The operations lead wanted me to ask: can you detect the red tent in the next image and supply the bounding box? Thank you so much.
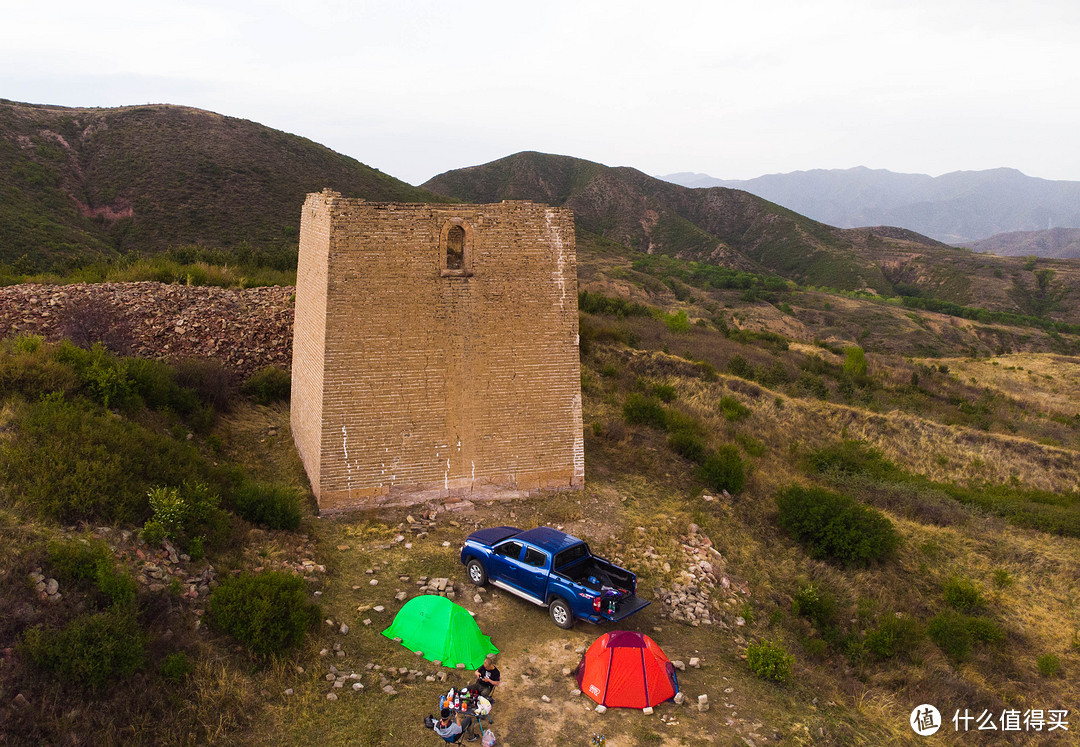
[576,631,678,709]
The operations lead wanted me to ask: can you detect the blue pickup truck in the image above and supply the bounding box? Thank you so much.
[460,526,649,629]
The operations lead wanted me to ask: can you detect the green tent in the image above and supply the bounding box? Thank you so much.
[381,594,498,669]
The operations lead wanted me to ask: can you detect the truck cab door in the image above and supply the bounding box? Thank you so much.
[489,540,524,585]
[515,545,551,600]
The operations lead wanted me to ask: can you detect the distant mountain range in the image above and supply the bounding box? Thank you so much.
[424,152,1080,322]
[660,167,1080,246]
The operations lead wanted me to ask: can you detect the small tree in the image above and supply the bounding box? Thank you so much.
[747,639,793,683]
[843,346,867,379]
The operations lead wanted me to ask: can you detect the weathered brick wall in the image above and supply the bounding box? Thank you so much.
[293,190,584,511]
[291,192,332,490]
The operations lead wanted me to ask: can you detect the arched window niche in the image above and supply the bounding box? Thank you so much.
[440,218,473,277]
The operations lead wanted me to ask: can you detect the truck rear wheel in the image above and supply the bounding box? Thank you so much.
[549,597,573,629]
[466,559,488,586]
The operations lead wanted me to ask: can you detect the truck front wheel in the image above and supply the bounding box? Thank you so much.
[466,559,488,586]
[549,597,573,629]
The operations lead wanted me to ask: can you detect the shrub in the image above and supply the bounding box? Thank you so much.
[697,445,745,494]
[172,358,233,413]
[928,611,1004,663]
[668,431,707,463]
[148,486,188,540]
[0,337,80,399]
[719,395,751,422]
[792,583,837,634]
[94,565,138,610]
[726,355,754,379]
[231,482,302,530]
[735,433,766,457]
[662,309,691,332]
[142,481,229,547]
[650,382,678,402]
[577,291,652,318]
[796,372,829,400]
[60,296,134,355]
[992,569,1013,589]
[46,538,137,610]
[864,615,922,660]
[943,576,984,612]
[242,366,291,405]
[141,520,166,546]
[0,396,208,524]
[746,639,793,683]
[623,393,667,429]
[125,357,200,415]
[21,610,146,690]
[208,571,319,655]
[806,440,897,480]
[46,538,111,585]
[776,485,900,566]
[662,409,701,435]
[161,652,193,684]
[1037,653,1061,677]
[843,346,868,379]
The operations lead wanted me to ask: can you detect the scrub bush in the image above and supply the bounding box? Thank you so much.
[161,652,193,684]
[697,445,745,494]
[172,357,233,413]
[776,485,899,566]
[230,482,302,530]
[650,382,678,402]
[208,572,319,655]
[0,395,207,524]
[46,538,137,610]
[142,481,231,551]
[792,582,838,635]
[806,440,897,480]
[746,639,793,683]
[1037,653,1061,677]
[668,431,707,463]
[927,610,1004,663]
[242,366,291,405]
[719,395,751,422]
[21,609,146,690]
[943,576,984,612]
[864,615,923,660]
[622,393,667,429]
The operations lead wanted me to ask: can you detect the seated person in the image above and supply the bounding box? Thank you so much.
[433,707,478,743]
[474,655,501,698]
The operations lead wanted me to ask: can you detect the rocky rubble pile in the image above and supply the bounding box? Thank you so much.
[641,523,751,628]
[27,571,62,603]
[0,282,294,379]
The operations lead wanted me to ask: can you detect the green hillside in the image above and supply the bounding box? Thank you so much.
[0,100,449,272]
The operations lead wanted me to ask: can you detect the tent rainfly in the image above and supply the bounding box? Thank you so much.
[576,630,678,709]
[381,594,498,669]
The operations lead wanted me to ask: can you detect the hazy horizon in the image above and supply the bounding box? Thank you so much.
[3,1,1079,186]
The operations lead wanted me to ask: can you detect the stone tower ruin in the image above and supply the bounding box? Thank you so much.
[291,190,584,511]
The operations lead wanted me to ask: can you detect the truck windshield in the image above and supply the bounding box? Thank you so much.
[553,543,589,570]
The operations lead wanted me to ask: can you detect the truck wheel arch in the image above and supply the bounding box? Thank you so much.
[548,596,574,629]
[466,558,488,586]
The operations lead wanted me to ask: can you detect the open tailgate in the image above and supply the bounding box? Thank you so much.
[606,594,650,622]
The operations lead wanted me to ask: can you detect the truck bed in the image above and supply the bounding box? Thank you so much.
[557,556,635,592]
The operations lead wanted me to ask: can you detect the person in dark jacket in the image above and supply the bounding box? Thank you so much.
[474,655,501,698]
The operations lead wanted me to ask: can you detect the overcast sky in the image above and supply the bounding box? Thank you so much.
[3,0,1079,185]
